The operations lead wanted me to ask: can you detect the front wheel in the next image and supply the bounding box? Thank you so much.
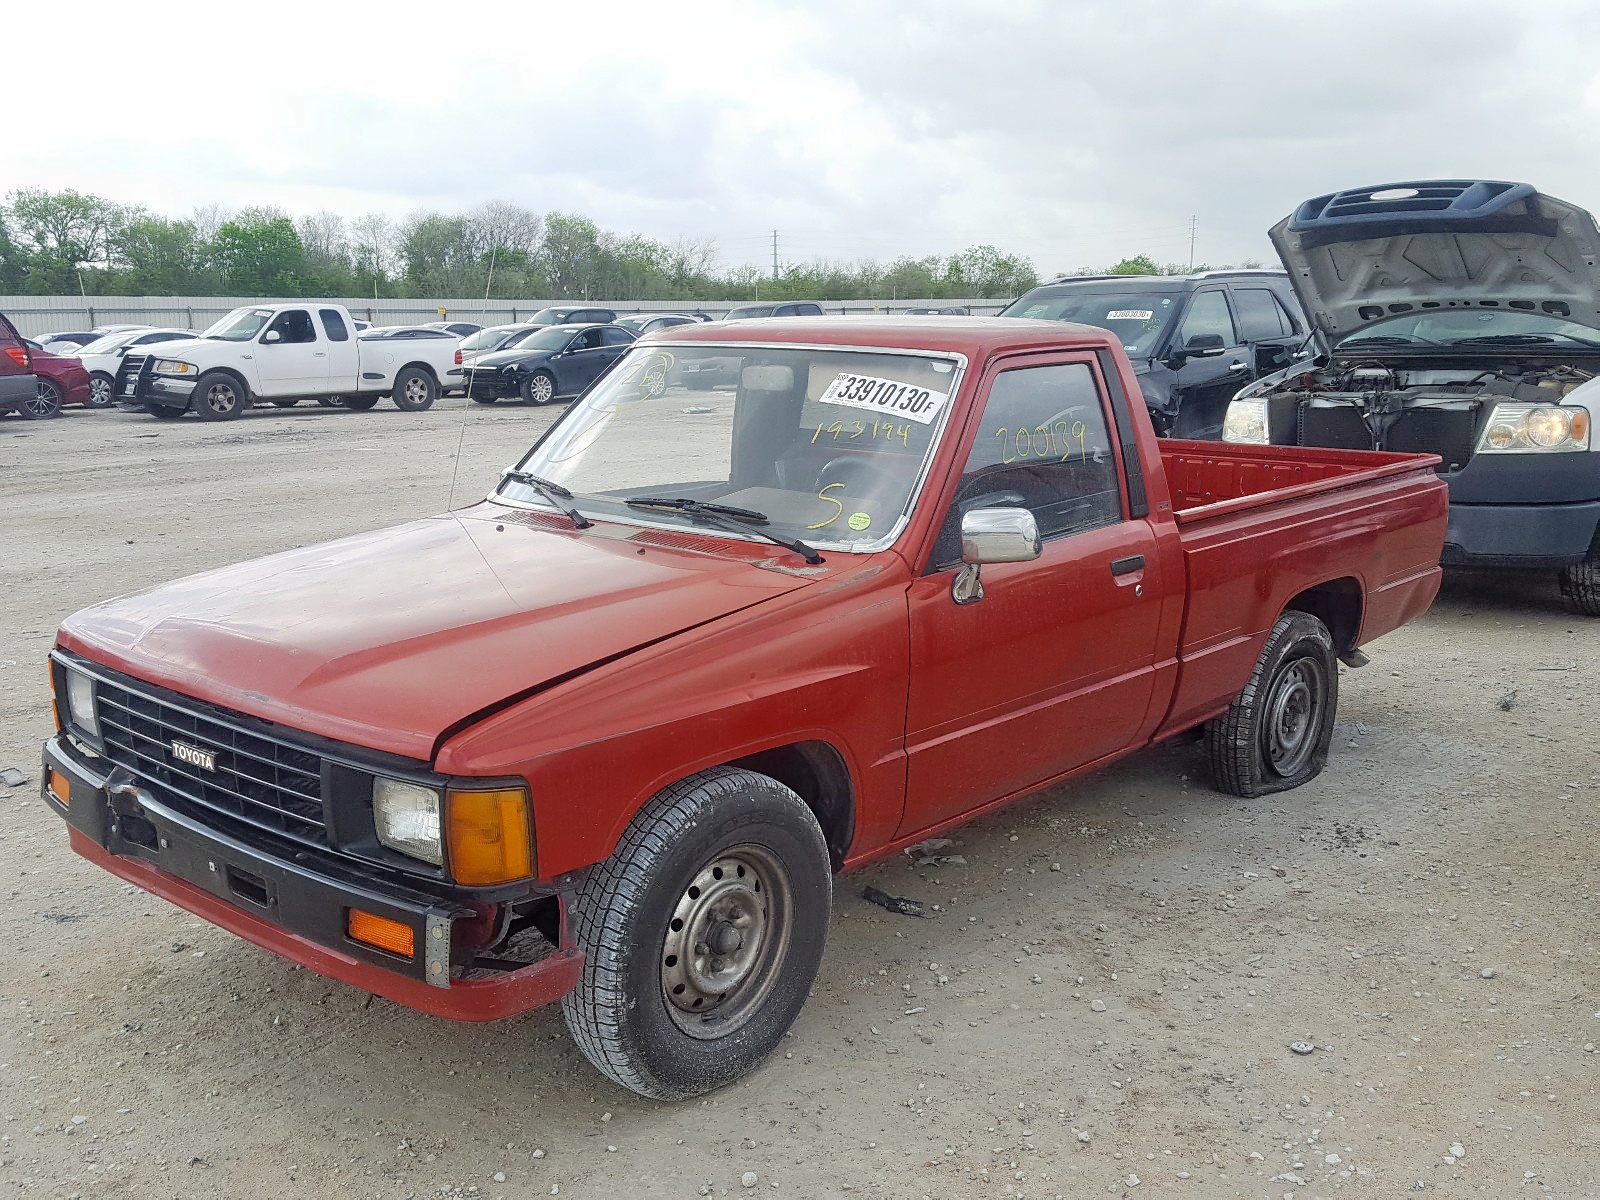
[1560,562,1600,616]
[19,380,62,419]
[562,767,832,1100]
[86,372,115,409]
[194,372,245,421]
[520,371,556,406]
[391,367,437,412]
[1205,610,1338,797]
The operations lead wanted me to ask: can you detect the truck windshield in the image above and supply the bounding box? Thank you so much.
[204,308,275,341]
[498,344,962,550]
[1003,289,1182,356]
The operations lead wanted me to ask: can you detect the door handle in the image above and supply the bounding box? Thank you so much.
[1227,360,1249,372]
[314,352,326,357]
[1109,555,1145,576]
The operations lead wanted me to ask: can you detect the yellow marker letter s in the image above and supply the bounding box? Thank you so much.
[808,482,846,529]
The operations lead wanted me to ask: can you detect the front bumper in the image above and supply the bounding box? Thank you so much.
[1442,498,1600,568]
[466,372,519,399]
[41,735,583,1020]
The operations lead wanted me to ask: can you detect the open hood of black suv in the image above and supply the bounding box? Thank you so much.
[1270,180,1600,347]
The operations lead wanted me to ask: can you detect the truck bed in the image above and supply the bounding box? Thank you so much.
[1158,439,1442,525]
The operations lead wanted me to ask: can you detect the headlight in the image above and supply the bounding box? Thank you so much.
[1222,398,1269,444]
[151,359,196,375]
[64,669,99,739]
[373,778,443,865]
[1477,404,1591,454]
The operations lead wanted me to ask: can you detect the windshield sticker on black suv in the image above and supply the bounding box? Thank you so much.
[1105,310,1154,320]
[818,372,949,424]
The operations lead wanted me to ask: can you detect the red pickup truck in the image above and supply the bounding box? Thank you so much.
[41,318,1446,1099]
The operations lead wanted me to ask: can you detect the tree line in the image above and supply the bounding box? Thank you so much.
[0,190,1257,303]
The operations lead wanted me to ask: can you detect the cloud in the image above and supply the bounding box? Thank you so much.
[10,0,1600,275]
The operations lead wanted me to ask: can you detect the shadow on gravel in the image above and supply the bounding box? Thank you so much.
[1433,567,1574,617]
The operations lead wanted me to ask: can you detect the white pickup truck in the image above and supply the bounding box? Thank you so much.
[116,303,456,420]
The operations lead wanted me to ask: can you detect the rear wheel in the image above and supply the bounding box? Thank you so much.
[392,367,437,412]
[86,372,115,409]
[341,396,380,411]
[1206,611,1338,797]
[520,371,556,405]
[1559,562,1600,616]
[19,380,63,419]
[562,767,831,1099]
[194,372,245,421]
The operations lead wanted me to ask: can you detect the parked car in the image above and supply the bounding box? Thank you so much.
[0,312,39,418]
[424,321,483,338]
[42,315,1446,1099]
[526,306,618,326]
[15,340,92,417]
[614,313,702,336]
[1223,179,1600,614]
[724,301,825,319]
[35,331,103,353]
[903,305,971,315]
[451,324,556,388]
[465,323,636,405]
[117,304,454,420]
[998,271,1308,438]
[71,328,197,408]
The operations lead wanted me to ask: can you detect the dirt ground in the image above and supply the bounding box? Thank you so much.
[0,399,1595,1200]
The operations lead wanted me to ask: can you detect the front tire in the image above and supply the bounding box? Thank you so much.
[86,372,115,409]
[562,767,832,1100]
[520,371,556,406]
[19,380,62,419]
[391,367,437,412]
[194,372,245,421]
[1560,562,1600,616]
[1206,610,1338,797]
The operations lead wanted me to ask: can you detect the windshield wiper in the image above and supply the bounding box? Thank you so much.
[1338,335,1437,347]
[1449,334,1557,345]
[500,469,592,529]
[625,497,823,565]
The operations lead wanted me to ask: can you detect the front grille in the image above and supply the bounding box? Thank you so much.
[1297,403,1373,451]
[115,353,149,397]
[94,678,328,847]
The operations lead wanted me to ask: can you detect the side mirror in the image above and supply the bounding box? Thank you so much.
[953,507,1041,605]
[1178,332,1225,359]
[263,329,282,343]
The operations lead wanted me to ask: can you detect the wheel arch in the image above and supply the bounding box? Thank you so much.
[196,366,252,408]
[725,740,855,871]
[399,360,441,385]
[1282,576,1363,653]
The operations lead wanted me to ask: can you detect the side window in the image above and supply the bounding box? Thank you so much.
[1178,290,1237,346]
[319,309,350,341]
[796,303,823,316]
[1232,288,1288,341]
[601,327,634,347]
[266,309,317,344]
[1271,291,1302,335]
[572,329,602,350]
[933,362,1123,568]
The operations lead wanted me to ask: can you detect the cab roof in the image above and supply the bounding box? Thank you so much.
[649,315,1123,359]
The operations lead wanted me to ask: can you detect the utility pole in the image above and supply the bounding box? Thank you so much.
[772,230,779,280]
[1188,216,1197,270]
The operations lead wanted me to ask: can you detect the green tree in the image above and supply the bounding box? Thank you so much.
[398,212,480,296]
[1109,255,1161,276]
[113,216,208,294]
[212,217,306,294]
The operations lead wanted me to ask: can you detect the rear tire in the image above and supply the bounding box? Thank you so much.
[562,767,831,1100]
[147,405,186,420]
[194,372,245,421]
[1559,562,1600,616]
[19,380,62,419]
[86,372,115,409]
[520,371,556,406]
[1206,611,1338,797]
[392,367,437,412]
[341,396,380,411]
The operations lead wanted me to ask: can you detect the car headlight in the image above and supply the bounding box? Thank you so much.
[373,778,443,865]
[1222,398,1269,444]
[64,669,99,739]
[1477,404,1591,453]
[151,359,196,375]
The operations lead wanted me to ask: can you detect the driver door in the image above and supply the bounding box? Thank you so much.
[901,355,1164,837]
[254,309,324,396]
[559,327,610,394]
[1171,289,1249,439]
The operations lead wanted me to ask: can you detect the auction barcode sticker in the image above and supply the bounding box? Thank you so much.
[1105,309,1154,320]
[817,372,949,424]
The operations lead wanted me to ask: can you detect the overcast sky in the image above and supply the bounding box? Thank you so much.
[12,0,1600,276]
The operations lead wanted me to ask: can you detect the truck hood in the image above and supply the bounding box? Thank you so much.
[1270,180,1600,346]
[58,508,815,761]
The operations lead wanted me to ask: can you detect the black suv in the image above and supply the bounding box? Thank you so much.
[527,306,618,326]
[723,301,825,320]
[999,271,1307,438]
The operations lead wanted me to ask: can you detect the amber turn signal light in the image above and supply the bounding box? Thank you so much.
[347,909,416,958]
[446,786,534,885]
[46,768,70,807]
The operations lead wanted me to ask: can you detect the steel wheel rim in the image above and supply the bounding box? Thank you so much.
[205,383,237,414]
[89,377,112,405]
[404,377,428,404]
[1264,657,1324,775]
[530,375,553,403]
[660,844,792,1039]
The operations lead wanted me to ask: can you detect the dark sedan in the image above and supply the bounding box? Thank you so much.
[465,323,636,405]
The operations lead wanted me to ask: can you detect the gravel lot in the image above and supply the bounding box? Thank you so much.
[1,399,1596,1199]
